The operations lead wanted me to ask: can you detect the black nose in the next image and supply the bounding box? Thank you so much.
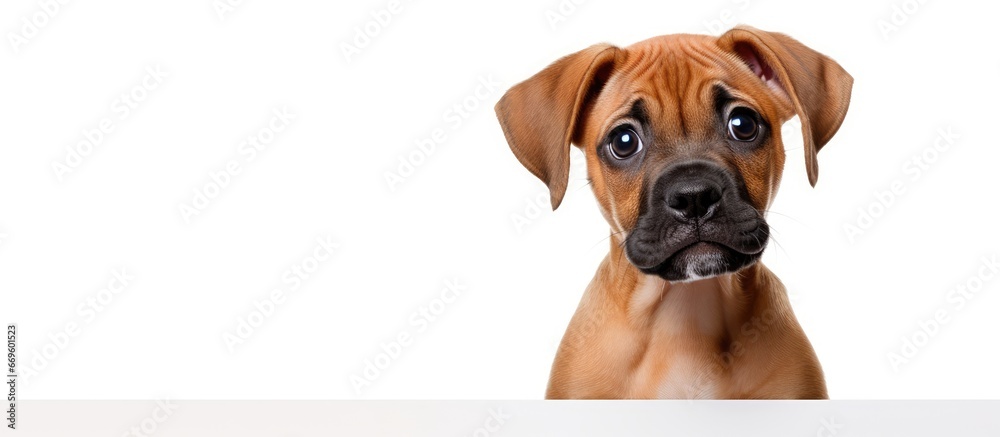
[666,180,722,220]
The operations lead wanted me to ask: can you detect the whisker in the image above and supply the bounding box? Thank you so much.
[766,231,788,258]
[615,238,629,290]
[590,229,628,251]
[763,209,812,232]
[575,179,594,189]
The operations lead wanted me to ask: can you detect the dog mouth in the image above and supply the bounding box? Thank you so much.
[661,241,759,280]
[625,222,769,282]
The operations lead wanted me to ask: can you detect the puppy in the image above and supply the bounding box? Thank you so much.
[495,26,852,399]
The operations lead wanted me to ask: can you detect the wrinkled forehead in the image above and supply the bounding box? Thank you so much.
[617,34,746,84]
[586,35,774,139]
[604,36,761,104]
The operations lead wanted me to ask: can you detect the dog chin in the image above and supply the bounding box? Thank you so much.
[639,242,761,282]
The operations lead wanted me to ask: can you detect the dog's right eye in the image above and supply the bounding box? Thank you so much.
[608,126,642,159]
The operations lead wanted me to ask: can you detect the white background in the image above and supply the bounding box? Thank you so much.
[1,0,997,400]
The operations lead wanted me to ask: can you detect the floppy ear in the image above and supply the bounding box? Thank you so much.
[495,44,620,209]
[717,26,853,186]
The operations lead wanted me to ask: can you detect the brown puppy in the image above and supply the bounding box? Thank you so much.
[495,26,852,399]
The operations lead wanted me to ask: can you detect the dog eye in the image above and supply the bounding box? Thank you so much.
[727,108,759,142]
[608,126,642,159]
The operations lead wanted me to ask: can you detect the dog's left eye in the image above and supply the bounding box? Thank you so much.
[727,108,759,142]
[608,126,642,159]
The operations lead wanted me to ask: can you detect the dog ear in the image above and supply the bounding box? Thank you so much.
[718,26,853,186]
[495,44,620,209]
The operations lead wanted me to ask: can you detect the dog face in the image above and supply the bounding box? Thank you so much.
[496,26,852,281]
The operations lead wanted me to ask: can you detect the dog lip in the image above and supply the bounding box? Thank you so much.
[625,218,768,271]
[672,241,726,257]
[633,240,725,270]
[668,228,768,259]
[637,241,730,277]
[636,239,764,281]
[700,235,766,256]
[627,233,765,271]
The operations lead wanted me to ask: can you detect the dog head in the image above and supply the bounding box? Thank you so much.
[495,26,852,281]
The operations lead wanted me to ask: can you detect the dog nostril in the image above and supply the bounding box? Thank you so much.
[667,195,689,211]
[704,188,721,206]
[666,183,722,220]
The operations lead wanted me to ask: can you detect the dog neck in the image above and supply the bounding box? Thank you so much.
[602,237,767,343]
